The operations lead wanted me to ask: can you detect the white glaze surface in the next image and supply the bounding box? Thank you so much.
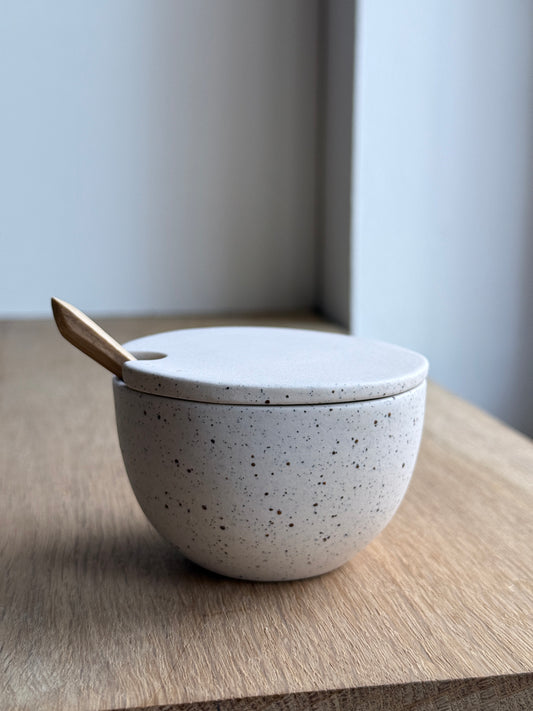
[113,379,426,581]
[121,327,428,405]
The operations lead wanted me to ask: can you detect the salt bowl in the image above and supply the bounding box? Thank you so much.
[113,327,428,581]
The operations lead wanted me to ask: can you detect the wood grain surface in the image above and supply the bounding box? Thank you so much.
[1,315,532,711]
[130,674,533,711]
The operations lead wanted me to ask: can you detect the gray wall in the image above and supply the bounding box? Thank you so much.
[0,0,319,316]
[318,0,355,327]
[351,0,533,435]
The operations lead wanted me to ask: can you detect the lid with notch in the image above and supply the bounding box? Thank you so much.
[121,327,428,405]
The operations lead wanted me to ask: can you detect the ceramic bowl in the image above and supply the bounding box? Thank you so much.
[113,327,428,581]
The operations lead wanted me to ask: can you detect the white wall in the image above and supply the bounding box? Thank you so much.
[352,0,533,435]
[0,0,318,317]
[3,0,531,435]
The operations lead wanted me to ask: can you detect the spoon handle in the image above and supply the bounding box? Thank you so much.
[51,297,136,378]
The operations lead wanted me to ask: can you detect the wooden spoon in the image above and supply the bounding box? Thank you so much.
[51,297,136,378]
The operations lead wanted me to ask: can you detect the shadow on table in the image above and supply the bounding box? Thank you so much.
[4,519,365,707]
[7,520,338,649]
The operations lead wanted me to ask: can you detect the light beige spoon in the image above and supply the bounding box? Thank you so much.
[51,297,136,378]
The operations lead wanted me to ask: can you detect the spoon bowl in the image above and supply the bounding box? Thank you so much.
[52,298,428,581]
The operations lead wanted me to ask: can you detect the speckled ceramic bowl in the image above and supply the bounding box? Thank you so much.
[113,327,428,581]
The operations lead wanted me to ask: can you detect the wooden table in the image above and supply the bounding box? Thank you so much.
[1,315,532,710]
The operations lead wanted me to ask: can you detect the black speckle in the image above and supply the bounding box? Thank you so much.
[211,439,215,444]
[332,451,337,455]
[220,525,225,530]
[277,510,282,515]
[313,503,318,507]
[289,523,294,527]
[402,463,406,468]
[374,420,378,426]
[265,399,270,404]
[286,462,290,466]
[251,462,256,467]
[157,414,161,420]
[264,492,269,496]
[202,505,207,510]
[164,504,169,509]
[143,410,147,416]
[388,412,391,417]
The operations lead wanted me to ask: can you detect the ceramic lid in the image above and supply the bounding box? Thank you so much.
[120,327,428,406]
